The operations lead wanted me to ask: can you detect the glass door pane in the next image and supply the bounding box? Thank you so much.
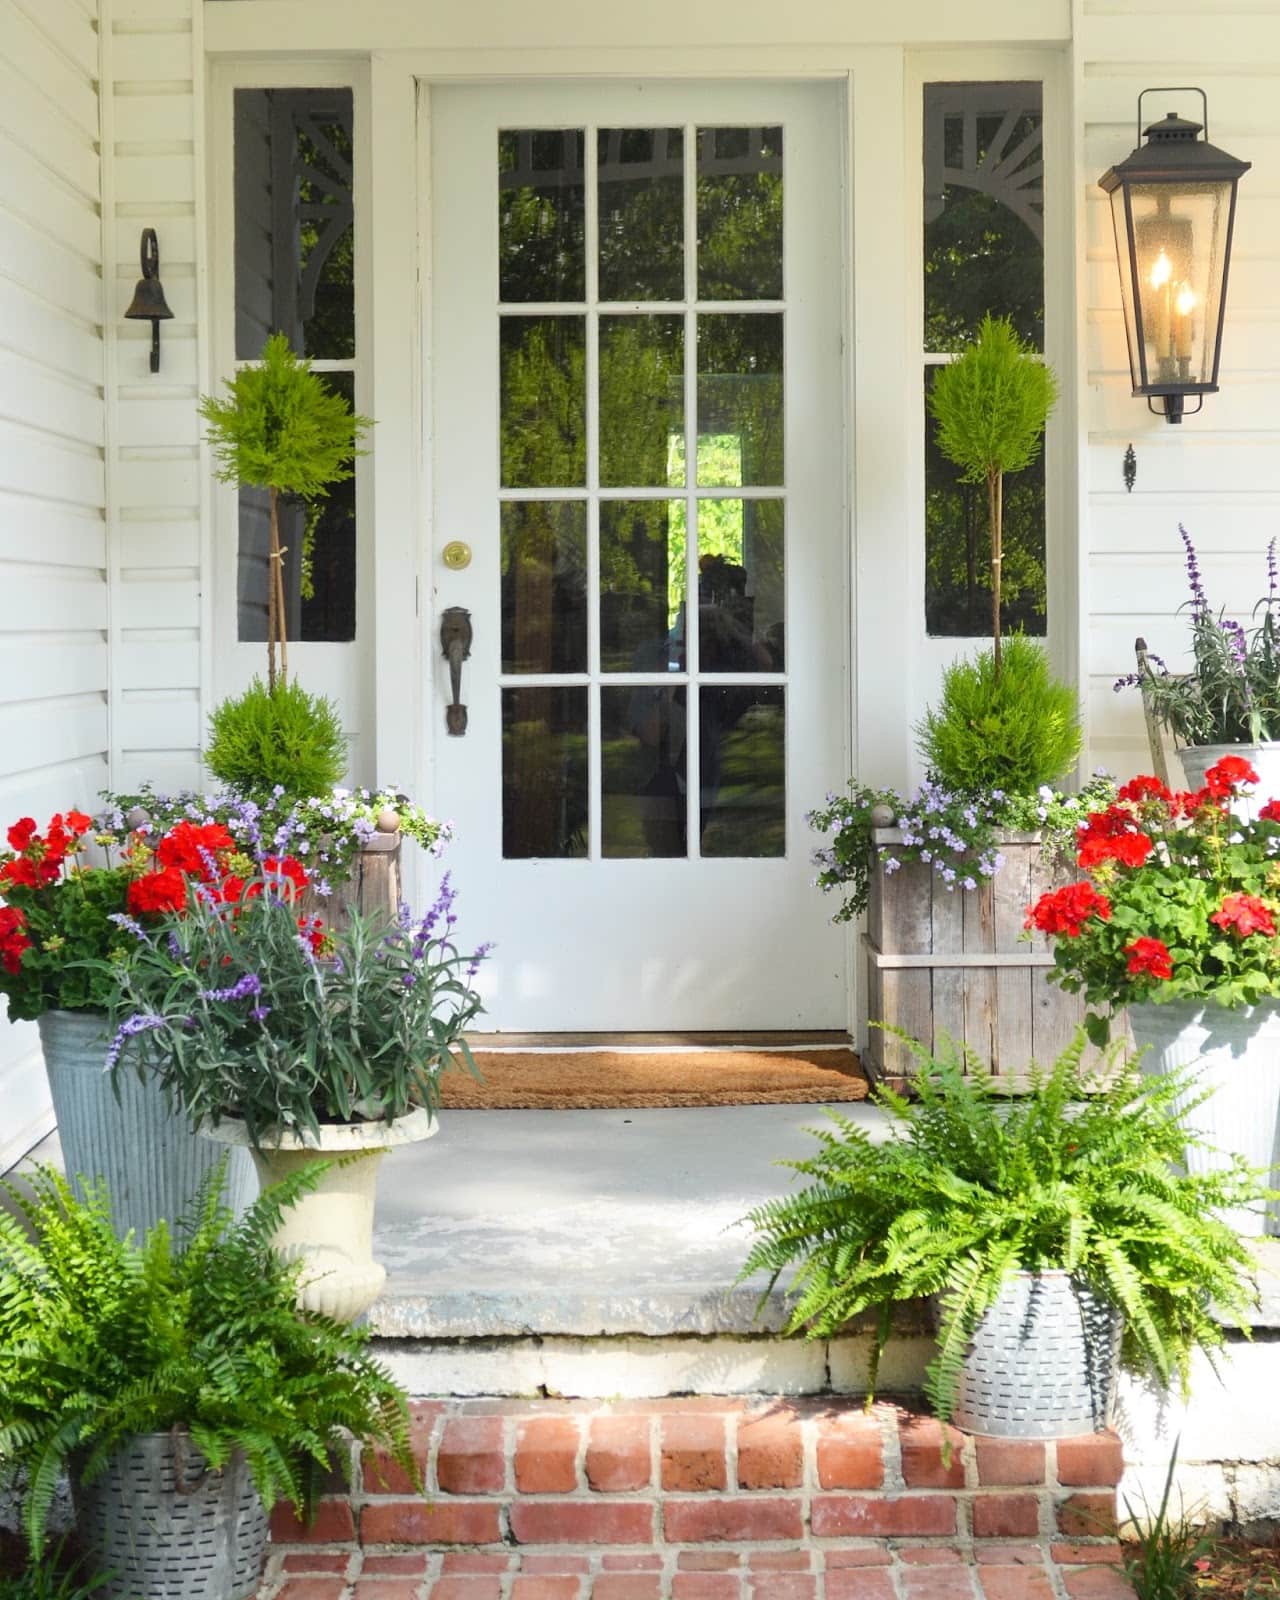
[496,122,787,861]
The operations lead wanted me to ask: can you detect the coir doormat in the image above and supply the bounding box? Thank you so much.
[438,1047,869,1110]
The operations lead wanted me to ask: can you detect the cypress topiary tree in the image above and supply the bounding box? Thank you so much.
[928,314,1058,676]
[200,333,371,691]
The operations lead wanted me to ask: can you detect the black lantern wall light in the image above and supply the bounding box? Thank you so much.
[1098,89,1250,424]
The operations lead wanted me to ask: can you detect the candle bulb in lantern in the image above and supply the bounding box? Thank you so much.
[1175,281,1196,363]
[1150,249,1173,361]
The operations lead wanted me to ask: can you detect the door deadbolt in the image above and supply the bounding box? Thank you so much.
[442,541,472,571]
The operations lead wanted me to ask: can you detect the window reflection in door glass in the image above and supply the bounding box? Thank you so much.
[499,130,586,303]
[598,315,685,488]
[598,127,684,301]
[699,686,785,858]
[697,125,783,301]
[501,688,589,859]
[697,499,784,672]
[500,316,587,488]
[501,502,588,675]
[601,685,687,859]
[600,501,686,674]
[696,314,783,486]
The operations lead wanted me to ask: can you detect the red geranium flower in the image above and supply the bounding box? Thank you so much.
[1171,787,1218,817]
[5,818,36,852]
[1078,828,1153,870]
[297,914,327,954]
[156,821,236,880]
[1026,881,1112,938]
[1210,892,1277,939]
[0,905,29,975]
[127,867,188,916]
[1117,775,1173,806]
[1260,799,1280,823]
[263,856,309,899]
[1204,755,1260,798]
[0,857,40,891]
[65,810,93,836]
[1126,937,1174,980]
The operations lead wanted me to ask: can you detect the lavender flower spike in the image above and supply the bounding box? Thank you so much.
[199,971,263,1004]
[1180,524,1209,618]
[104,1013,167,1072]
[107,912,148,942]
[1270,537,1278,604]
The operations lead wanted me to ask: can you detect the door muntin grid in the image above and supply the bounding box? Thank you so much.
[498,122,786,861]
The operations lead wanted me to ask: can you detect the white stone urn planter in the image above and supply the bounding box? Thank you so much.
[1128,997,1280,1237]
[1179,742,1280,820]
[201,1107,437,1321]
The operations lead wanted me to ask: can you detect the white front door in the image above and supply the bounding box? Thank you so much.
[430,81,849,1031]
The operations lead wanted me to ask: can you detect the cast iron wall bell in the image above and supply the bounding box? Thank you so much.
[1098,89,1250,424]
[123,228,174,374]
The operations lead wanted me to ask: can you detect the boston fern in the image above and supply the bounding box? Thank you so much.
[740,1033,1261,1424]
[0,1162,417,1559]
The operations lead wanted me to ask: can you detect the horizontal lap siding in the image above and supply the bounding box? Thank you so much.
[107,0,205,795]
[1080,3,1280,782]
[0,0,106,1166]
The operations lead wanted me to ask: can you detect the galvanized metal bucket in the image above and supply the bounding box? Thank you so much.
[1128,997,1280,1237]
[947,1271,1122,1439]
[74,1433,268,1600]
[37,1009,256,1240]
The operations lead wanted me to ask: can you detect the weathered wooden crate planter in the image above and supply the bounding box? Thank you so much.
[299,832,402,932]
[864,828,1098,1088]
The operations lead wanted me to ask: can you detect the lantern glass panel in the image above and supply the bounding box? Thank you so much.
[1108,186,1143,390]
[1123,180,1233,391]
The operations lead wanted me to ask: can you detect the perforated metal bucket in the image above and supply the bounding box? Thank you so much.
[947,1272,1122,1439]
[74,1434,268,1600]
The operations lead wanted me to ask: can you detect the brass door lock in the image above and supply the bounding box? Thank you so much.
[442,541,472,571]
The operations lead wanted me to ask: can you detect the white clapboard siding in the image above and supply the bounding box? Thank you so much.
[0,0,106,1168]
[105,0,206,800]
[1078,0,1280,787]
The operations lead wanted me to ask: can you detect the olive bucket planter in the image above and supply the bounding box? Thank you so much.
[946,1271,1123,1439]
[865,830,1116,1086]
[201,1107,437,1322]
[73,1432,268,1600]
[1128,997,1280,1237]
[37,1010,256,1240]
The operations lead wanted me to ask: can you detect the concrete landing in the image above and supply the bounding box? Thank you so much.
[366,1103,892,1340]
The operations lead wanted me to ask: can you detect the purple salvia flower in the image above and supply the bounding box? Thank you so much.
[1269,537,1277,604]
[166,931,182,960]
[465,941,495,981]
[1180,524,1209,618]
[107,912,147,942]
[199,972,263,1004]
[249,1005,271,1023]
[104,1013,167,1072]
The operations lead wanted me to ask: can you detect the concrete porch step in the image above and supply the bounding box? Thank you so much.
[261,1399,1134,1599]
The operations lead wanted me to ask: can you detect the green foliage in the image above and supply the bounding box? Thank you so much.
[108,890,484,1148]
[739,1033,1261,1425]
[808,772,1115,925]
[928,314,1058,484]
[1122,1442,1216,1600]
[0,1552,109,1600]
[917,637,1083,793]
[0,1162,417,1559]
[199,333,369,497]
[0,867,134,1022]
[205,678,347,803]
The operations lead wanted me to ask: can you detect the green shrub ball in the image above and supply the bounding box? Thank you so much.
[917,636,1082,794]
[205,677,347,802]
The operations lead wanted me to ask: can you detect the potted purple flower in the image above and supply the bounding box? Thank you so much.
[1117,525,1280,812]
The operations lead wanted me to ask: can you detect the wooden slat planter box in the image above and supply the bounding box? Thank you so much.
[299,832,402,932]
[864,828,1102,1088]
